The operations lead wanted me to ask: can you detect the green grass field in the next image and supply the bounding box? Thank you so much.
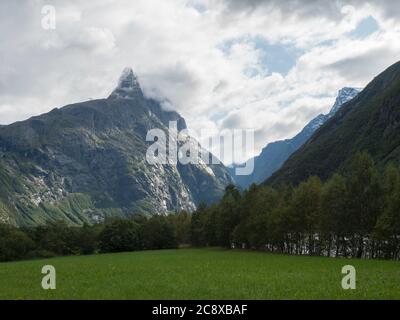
[0,248,399,300]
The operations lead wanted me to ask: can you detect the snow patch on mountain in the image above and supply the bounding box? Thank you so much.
[328,87,362,116]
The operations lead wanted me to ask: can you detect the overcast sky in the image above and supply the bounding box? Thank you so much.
[1,0,400,163]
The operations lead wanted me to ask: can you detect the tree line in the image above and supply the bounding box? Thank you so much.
[192,152,400,260]
[1,152,399,262]
[0,212,191,262]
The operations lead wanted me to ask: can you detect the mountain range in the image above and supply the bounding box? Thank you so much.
[2,59,400,227]
[229,87,361,189]
[268,60,400,185]
[0,68,233,226]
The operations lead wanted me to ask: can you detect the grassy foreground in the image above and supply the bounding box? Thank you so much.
[0,248,399,300]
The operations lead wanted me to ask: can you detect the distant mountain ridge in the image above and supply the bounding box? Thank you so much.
[0,68,233,226]
[229,87,361,189]
[267,60,400,186]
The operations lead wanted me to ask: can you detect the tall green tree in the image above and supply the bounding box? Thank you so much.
[215,185,241,247]
[346,152,383,258]
[375,163,400,258]
[290,176,322,255]
[141,215,177,250]
[190,203,208,246]
[321,174,349,257]
[168,210,191,245]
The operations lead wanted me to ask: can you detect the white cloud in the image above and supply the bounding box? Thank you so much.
[0,0,400,163]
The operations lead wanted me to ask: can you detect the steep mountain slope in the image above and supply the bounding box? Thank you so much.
[230,88,360,189]
[267,60,400,186]
[0,68,233,226]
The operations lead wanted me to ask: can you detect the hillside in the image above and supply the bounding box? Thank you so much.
[229,88,360,188]
[267,61,400,185]
[0,68,233,226]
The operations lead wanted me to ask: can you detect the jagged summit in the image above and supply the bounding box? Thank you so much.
[118,67,139,89]
[0,65,233,226]
[109,67,143,99]
[298,87,361,138]
[329,87,362,116]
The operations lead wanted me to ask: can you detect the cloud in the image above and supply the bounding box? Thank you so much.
[326,48,400,83]
[0,0,400,163]
[220,0,345,20]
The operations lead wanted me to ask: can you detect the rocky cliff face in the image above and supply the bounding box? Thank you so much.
[0,68,233,226]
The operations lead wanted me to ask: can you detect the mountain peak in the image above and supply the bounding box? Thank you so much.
[301,87,361,135]
[230,85,362,189]
[118,67,139,88]
[109,67,142,99]
[329,87,362,115]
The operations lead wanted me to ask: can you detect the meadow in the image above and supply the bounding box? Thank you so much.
[0,248,399,300]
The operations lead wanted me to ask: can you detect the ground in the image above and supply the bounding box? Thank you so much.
[0,248,399,299]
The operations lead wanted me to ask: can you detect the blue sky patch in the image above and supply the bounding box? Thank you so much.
[219,36,302,77]
[349,16,380,39]
[253,36,303,76]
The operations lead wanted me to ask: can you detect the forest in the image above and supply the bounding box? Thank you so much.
[192,152,400,260]
[1,152,399,262]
